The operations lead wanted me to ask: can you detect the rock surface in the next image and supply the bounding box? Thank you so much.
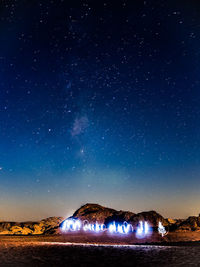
[0,203,200,235]
[0,217,64,235]
[72,203,168,229]
[71,203,200,232]
[175,216,200,231]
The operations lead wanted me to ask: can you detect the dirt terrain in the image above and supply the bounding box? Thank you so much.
[1,233,200,267]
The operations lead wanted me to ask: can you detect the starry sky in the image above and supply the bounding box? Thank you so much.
[0,0,200,221]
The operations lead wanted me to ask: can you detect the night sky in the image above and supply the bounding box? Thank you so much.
[0,0,200,221]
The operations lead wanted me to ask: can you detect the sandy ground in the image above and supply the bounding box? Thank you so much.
[1,233,200,266]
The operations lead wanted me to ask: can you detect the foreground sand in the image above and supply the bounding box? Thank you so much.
[1,233,200,266]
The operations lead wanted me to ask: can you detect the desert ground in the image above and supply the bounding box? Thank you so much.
[1,233,200,267]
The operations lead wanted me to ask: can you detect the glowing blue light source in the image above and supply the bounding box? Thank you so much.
[136,221,150,238]
[108,221,133,234]
[158,221,167,237]
[123,222,132,234]
[94,222,106,232]
[61,219,82,232]
[61,218,156,238]
[108,221,117,233]
[137,221,144,235]
[95,222,101,232]
[83,220,106,233]
[144,221,149,234]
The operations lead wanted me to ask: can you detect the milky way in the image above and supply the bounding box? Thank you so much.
[0,0,200,220]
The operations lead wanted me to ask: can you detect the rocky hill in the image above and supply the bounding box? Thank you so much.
[72,203,168,229]
[70,203,200,232]
[0,217,64,235]
[174,216,200,231]
[0,203,199,235]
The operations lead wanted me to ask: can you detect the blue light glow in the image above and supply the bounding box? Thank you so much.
[108,221,133,234]
[158,221,167,237]
[136,221,151,238]
[61,218,156,238]
[61,219,82,232]
[83,220,106,232]
[144,221,149,234]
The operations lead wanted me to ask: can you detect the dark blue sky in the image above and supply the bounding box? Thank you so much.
[0,0,200,220]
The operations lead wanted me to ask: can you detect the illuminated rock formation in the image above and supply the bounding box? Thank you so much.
[72,203,167,229]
